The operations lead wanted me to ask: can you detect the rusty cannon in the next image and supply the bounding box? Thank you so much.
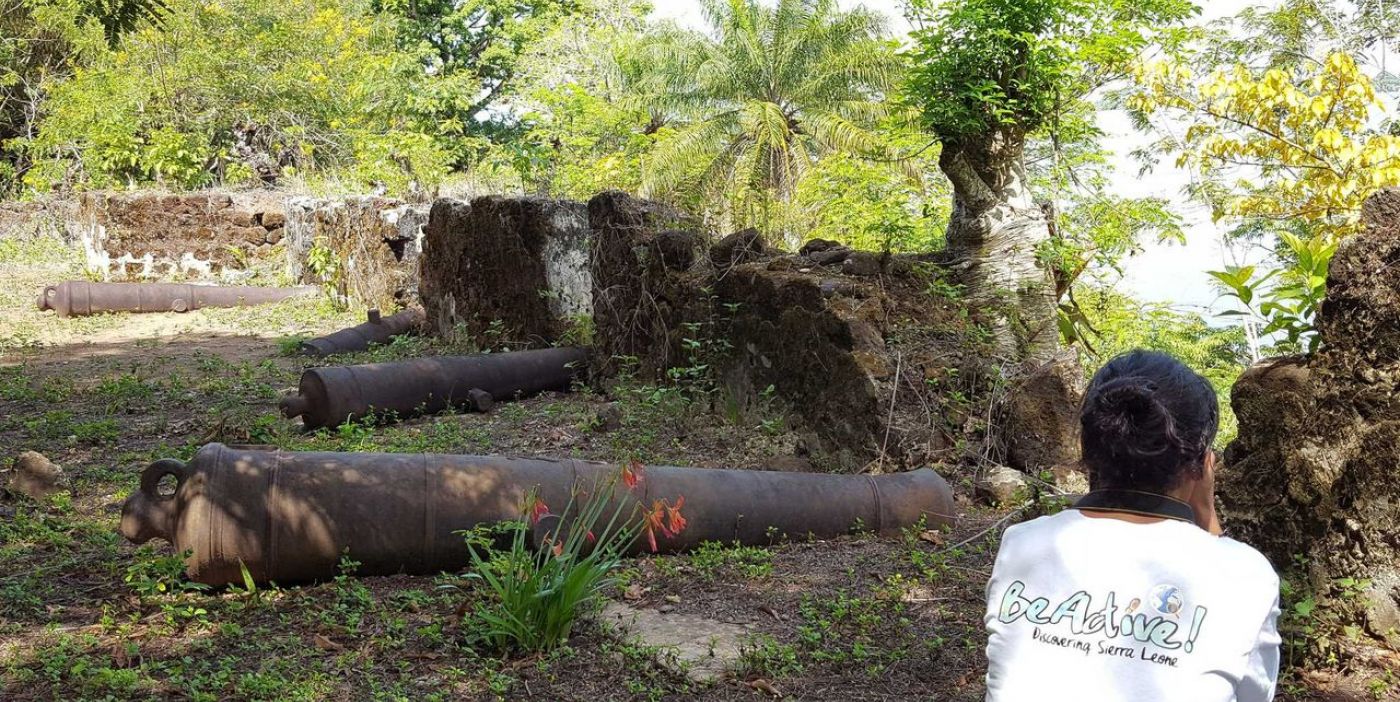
[279,347,588,429]
[37,281,316,318]
[298,308,424,356]
[118,443,957,586]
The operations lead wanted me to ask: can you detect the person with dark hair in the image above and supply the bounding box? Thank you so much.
[983,350,1280,701]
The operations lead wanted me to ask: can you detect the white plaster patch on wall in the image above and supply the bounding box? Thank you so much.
[541,205,593,321]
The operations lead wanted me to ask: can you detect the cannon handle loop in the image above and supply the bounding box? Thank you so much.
[141,459,189,501]
[120,459,187,545]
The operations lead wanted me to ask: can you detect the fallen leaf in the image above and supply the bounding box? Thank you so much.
[623,583,648,601]
[918,530,946,546]
[746,678,782,698]
[759,605,783,621]
[663,594,681,604]
[313,634,344,651]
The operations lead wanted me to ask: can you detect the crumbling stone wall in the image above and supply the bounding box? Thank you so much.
[588,191,710,377]
[1221,188,1400,650]
[587,192,994,472]
[418,195,591,345]
[73,191,286,278]
[284,196,427,309]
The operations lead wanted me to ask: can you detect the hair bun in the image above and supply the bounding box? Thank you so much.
[1083,376,1179,458]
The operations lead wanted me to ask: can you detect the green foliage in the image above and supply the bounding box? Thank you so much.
[689,540,773,582]
[19,0,450,193]
[794,150,947,252]
[375,0,580,157]
[1210,232,1335,355]
[905,0,1198,143]
[631,0,905,241]
[460,483,641,654]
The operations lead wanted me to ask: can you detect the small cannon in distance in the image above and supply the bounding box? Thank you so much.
[298,308,425,356]
[118,443,958,586]
[37,281,316,318]
[278,347,589,430]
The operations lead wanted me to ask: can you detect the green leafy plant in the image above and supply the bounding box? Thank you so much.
[461,465,687,654]
[1210,232,1337,354]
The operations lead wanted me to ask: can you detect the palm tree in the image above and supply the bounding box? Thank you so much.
[630,0,901,245]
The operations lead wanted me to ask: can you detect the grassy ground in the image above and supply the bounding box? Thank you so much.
[0,237,1391,701]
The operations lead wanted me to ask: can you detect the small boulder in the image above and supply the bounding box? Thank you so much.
[7,451,63,500]
[767,455,815,473]
[976,465,1029,505]
[710,228,771,268]
[807,247,852,266]
[1051,464,1090,495]
[799,238,842,255]
[841,251,883,276]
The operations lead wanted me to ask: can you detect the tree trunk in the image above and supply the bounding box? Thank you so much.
[938,130,1060,363]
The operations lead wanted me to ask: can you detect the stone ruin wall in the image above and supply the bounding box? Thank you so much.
[417,190,1035,474]
[73,191,288,279]
[283,196,428,310]
[1221,188,1400,650]
[67,191,428,310]
[419,196,591,345]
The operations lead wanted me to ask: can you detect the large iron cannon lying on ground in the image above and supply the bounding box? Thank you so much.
[298,308,424,356]
[37,281,316,318]
[279,347,588,429]
[119,444,956,586]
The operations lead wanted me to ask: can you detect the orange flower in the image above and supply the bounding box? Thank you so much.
[642,500,669,552]
[622,459,645,491]
[552,541,564,558]
[664,496,687,536]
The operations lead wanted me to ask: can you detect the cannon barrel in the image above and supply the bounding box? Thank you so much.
[279,347,588,429]
[37,281,316,318]
[299,308,424,356]
[119,443,957,586]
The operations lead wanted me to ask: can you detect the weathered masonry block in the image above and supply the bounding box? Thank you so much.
[284,196,427,309]
[419,196,591,346]
[73,191,286,279]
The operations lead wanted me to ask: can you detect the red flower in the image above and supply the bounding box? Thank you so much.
[586,530,597,544]
[622,459,644,491]
[529,495,550,526]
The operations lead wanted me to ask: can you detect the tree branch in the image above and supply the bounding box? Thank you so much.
[938,146,999,212]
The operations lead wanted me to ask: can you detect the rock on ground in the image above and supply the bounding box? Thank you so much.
[976,464,1029,505]
[999,351,1084,474]
[418,196,590,345]
[6,451,63,500]
[1222,187,1400,650]
[598,602,749,684]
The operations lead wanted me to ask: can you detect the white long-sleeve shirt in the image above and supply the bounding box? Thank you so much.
[984,509,1280,702]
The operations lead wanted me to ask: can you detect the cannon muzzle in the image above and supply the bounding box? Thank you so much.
[117,443,957,586]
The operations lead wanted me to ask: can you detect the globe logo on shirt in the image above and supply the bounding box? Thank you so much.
[1149,584,1184,616]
